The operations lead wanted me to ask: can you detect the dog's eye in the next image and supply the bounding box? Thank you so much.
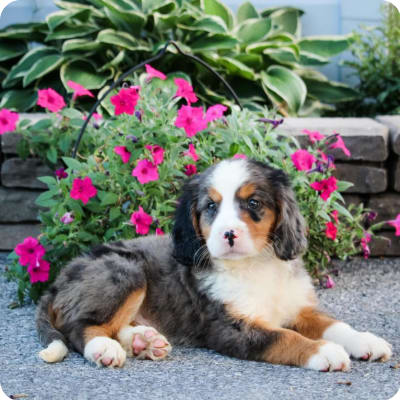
[248,199,260,210]
[207,201,217,211]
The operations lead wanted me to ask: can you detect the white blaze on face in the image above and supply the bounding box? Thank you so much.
[206,160,258,259]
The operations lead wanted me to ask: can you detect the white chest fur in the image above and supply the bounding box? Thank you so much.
[199,256,315,328]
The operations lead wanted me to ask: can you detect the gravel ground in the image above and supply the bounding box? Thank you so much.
[0,253,399,400]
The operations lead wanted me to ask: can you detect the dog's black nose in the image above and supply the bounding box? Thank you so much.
[224,230,237,247]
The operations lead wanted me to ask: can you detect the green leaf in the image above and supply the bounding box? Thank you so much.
[298,51,329,66]
[218,57,255,80]
[46,10,85,31]
[202,0,234,30]
[337,180,354,192]
[61,59,113,90]
[99,50,126,71]
[97,29,149,51]
[23,55,64,87]
[110,207,121,221]
[264,46,299,64]
[0,23,45,40]
[236,1,259,24]
[261,66,307,113]
[235,18,271,44]
[190,34,239,51]
[46,25,98,41]
[179,16,227,33]
[37,176,58,186]
[62,39,102,52]
[298,35,352,58]
[35,191,59,208]
[269,8,300,37]
[0,40,27,61]
[0,89,37,112]
[304,78,359,103]
[55,1,105,18]
[62,156,82,171]
[334,202,354,221]
[46,147,58,164]
[98,191,119,206]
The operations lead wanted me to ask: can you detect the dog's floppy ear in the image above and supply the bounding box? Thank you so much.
[172,176,204,266]
[272,170,307,260]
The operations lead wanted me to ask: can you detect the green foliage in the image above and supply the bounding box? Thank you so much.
[335,4,400,117]
[6,75,370,303]
[0,0,357,115]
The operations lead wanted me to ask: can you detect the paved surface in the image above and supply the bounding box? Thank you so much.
[0,253,399,400]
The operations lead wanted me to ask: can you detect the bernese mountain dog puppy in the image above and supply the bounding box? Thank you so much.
[36,158,392,371]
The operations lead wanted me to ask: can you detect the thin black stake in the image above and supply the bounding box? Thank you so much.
[71,40,242,158]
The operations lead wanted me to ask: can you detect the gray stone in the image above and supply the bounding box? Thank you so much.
[0,188,42,222]
[393,157,400,192]
[376,115,400,155]
[368,193,400,224]
[370,231,400,256]
[1,158,53,189]
[334,164,387,194]
[277,117,389,161]
[342,194,364,207]
[0,224,41,250]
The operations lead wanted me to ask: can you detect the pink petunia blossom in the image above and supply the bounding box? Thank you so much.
[317,150,336,169]
[331,210,339,224]
[290,149,316,171]
[156,227,165,236]
[37,88,66,113]
[175,105,207,137]
[60,212,74,224]
[0,108,19,135]
[205,104,227,123]
[329,134,351,157]
[174,78,198,104]
[130,206,153,235]
[67,80,94,100]
[325,222,337,240]
[110,87,140,116]
[184,164,197,176]
[27,257,50,283]
[70,176,97,205]
[145,64,166,81]
[387,213,400,236]
[183,143,199,162]
[55,168,68,179]
[145,145,165,165]
[310,176,338,201]
[303,129,324,144]
[114,146,132,164]
[324,275,336,289]
[132,159,159,184]
[15,237,46,267]
[233,154,247,160]
[361,232,372,259]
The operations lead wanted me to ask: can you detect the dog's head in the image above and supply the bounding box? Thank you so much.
[172,159,307,267]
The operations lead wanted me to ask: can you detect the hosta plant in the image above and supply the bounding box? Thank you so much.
[3,68,395,304]
[0,0,358,116]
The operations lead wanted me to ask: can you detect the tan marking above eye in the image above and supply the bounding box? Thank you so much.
[208,187,222,203]
[237,183,256,200]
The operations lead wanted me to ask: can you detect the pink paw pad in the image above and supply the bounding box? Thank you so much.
[131,328,171,361]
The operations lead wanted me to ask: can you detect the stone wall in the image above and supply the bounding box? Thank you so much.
[0,115,399,255]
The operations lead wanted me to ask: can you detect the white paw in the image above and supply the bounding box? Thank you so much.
[118,325,172,360]
[306,342,351,372]
[84,336,126,368]
[39,340,68,363]
[344,332,392,362]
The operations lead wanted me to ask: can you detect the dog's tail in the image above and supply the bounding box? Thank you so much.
[36,292,68,363]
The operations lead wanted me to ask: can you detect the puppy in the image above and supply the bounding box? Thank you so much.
[36,158,392,370]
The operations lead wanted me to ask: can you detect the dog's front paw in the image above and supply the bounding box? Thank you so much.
[344,332,392,362]
[84,336,126,368]
[306,342,351,372]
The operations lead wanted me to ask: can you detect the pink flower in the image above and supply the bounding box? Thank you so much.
[110,87,140,116]
[145,64,166,81]
[67,80,94,100]
[0,108,19,135]
[174,78,198,104]
[70,176,97,205]
[387,213,400,236]
[15,237,46,267]
[145,145,165,165]
[361,232,372,259]
[233,154,247,160]
[132,159,159,184]
[183,143,199,162]
[310,176,338,201]
[325,222,337,240]
[83,113,102,121]
[303,129,324,144]
[37,88,66,113]
[290,149,316,171]
[27,257,50,283]
[329,134,351,157]
[114,146,131,164]
[205,104,227,122]
[130,206,152,235]
[175,105,207,137]
[331,210,339,224]
[324,275,336,289]
[60,212,74,224]
[156,227,165,236]
[55,168,68,179]
[184,164,197,176]
[317,150,336,169]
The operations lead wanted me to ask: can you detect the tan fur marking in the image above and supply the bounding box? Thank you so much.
[208,187,222,203]
[290,307,336,340]
[84,288,146,343]
[199,214,211,240]
[237,183,256,200]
